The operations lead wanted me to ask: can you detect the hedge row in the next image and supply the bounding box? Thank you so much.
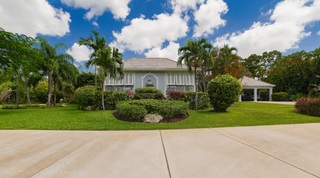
[295,97,320,117]
[74,86,129,110]
[272,92,289,101]
[116,100,188,122]
[133,88,165,100]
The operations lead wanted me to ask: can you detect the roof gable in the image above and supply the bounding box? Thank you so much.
[123,58,188,71]
[240,76,275,88]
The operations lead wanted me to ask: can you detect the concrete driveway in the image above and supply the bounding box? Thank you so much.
[1,123,320,178]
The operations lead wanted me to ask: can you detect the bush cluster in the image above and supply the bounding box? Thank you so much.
[74,85,129,110]
[116,99,188,122]
[133,88,164,100]
[184,92,210,110]
[96,91,129,110]
[208,74,241,112]
[295,97,320,117]
[166,91,186,100]
[272,92,289,101]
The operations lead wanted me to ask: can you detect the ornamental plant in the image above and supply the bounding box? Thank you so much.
[207,74,242,112]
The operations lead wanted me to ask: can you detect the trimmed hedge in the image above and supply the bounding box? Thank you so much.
[259,89,269,101]
[116,99,188,122]
[295,97,320,117]
[133,88,165,100]
[208,75,242,112]
[272,92,288,101]
[116,102,147,121]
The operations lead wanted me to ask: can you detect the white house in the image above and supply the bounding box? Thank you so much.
[104,58,195,94]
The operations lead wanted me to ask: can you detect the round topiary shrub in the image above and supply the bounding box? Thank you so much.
[208,74,242,112]
[272,92,288,101]
[74,85,98,110]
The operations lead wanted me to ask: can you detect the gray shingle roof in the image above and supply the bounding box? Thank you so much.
[240,76,275,88]
[123,58,188,71]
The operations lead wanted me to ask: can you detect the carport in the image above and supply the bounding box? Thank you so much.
[239,76,275,102]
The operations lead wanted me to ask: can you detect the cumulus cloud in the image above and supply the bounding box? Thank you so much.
[111,13,188,53]
[318,30,320,35]
[214,0,320,58]
[144,42,180,61]
[170,0,201,14]
[0,0,70,37]
[61,0,131,20]
[193,0,228,37]
[67,43,93,63]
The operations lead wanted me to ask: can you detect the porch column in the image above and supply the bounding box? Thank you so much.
[269,87,273,101]
[238,94,242,102]
[254,88,258,102]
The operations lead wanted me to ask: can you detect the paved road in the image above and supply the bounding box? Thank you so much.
[1,124,320,178]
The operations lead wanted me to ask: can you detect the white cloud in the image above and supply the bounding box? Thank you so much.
[214,0,320,58]
[144,42,180,61]
[170,0,202,14]
[0,0,70,37]
[67,43,93,63]
[193,0,228,37]
[112,13,188,53]
[61,0,131,20]
[318,30,320,35]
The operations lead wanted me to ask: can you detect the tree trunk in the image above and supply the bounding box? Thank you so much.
[101,82,105,110]
[194,66,198,110]
[47,70,53,108]
[53,77,57,107]
[94,65,97,88]
[15,77,19,108]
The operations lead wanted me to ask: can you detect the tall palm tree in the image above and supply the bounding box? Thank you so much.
[36,37,73,108]
[52,58,78,106]
[177,38,212,110]
[78,30,107,87]
[96,46,123,110]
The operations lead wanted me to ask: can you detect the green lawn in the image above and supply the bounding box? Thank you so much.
[0,102,319,130]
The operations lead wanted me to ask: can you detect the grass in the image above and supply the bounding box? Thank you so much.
[0,102,319,130]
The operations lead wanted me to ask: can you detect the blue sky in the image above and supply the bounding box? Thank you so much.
[1,0,320,68]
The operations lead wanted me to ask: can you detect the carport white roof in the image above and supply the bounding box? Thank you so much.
[123,58,188,71]
[240,76,275,89]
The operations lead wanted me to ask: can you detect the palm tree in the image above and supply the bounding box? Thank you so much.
[177,38,212,110]
[52,58,78,106]
[78,30,107,87]
[211,45,244,79]
[36,37,73,108]
[95,46,123,110]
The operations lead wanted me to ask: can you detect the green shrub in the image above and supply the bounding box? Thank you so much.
[34,80,51,103]
[116,99,188,121]
[208,74,242,112]
[74,85,97,110]
[135,88,162,93]
[116,102,147,122]
[272,92,289,101]
[290,93,305,101]
[295,97,320,116]
[134,88,164,100]
[259,89,269,101]
[184,92,210,110]
[98,91,129,110]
